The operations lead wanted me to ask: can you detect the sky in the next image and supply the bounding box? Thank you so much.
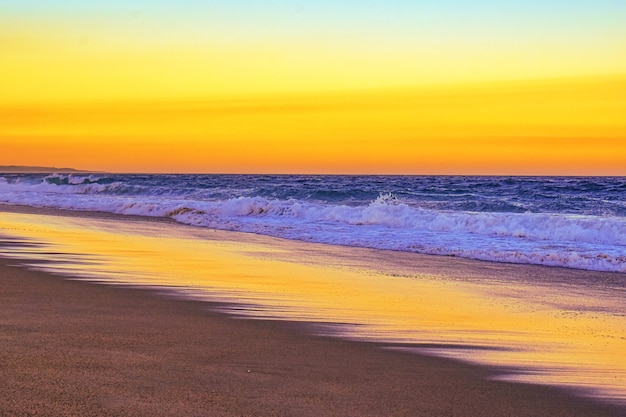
[1,0,625,174]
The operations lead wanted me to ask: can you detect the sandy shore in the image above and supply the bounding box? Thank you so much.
[0,255,623,417]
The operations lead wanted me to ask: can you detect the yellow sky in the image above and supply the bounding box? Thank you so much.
[2,1,626,174]
[1,76,625,174]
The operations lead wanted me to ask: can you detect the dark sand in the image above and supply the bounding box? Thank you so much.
[1,257,623,416]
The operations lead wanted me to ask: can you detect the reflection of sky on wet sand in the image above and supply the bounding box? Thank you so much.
[1,210,625,403]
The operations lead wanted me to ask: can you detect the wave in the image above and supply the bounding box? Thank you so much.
[171,196,626,272]
[0,175,624,272]
[1,174,145,196]
[42,173,116,186]
[125,193,619,246]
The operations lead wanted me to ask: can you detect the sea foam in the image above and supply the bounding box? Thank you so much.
[0,174,624,272]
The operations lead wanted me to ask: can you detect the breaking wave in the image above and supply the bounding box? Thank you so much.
[0,174,624,272]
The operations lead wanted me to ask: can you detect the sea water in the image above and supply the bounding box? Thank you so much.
[1,174,624,272]
[0,210,625,403]
[1,175,625,404]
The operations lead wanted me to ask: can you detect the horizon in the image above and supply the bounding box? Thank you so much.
[2,165,625,177]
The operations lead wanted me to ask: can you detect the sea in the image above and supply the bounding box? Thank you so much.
[0,173,624,272]
[1,173,626,403]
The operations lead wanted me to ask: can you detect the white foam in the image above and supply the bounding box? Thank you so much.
[0,177,624,272]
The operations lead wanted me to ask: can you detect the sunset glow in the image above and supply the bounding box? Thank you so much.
[2,1,625,174]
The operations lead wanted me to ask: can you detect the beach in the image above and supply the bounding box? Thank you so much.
[4,0,626,413]
[1,259,623,417]
[1,205,625,416]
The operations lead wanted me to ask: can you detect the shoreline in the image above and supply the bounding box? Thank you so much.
[0,257,623,416]
[2,201,624,277]
[1,203,625,415]
[2,182,625,274]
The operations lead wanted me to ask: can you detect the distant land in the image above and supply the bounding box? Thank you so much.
[0,165,90,173]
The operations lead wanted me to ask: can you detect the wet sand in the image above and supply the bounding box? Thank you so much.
[0,255,623,416]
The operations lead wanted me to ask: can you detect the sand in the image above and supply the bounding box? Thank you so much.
[0,255,623,417]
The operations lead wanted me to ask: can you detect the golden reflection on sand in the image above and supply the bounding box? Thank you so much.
[1,210,625,402]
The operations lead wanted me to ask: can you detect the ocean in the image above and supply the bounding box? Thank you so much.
[1,173,626,403]
[1,173,624,272]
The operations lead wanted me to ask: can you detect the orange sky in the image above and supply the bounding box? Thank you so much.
[2,1,626,174]
[1,76,625,174]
